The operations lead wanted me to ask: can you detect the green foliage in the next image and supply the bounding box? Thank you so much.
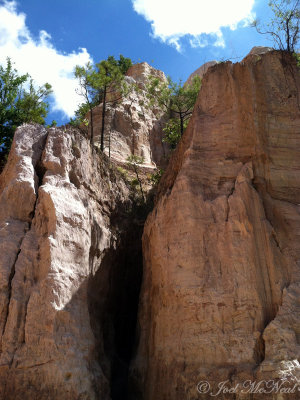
[252,0,300,52]
[146,74,201,148]
[119,55,133,74]
[0,58,28,148]
[73,55,133,148]
[15,80,52,125]
[147,75,201,117]
[104,54,133,75]
[126,155,145,202]
[96,57,123,92]
[69,117,80,127]
[117,166,129,179]
[163,118,188,148]
[126,154,145,166]
[47,120,57,128]
[96,56,132,151]
[293,52,300,67]
[74,62,99,133]
[150,168,164,185]
[130,177,139,187]
[74,100,94,123]
[0,57,52,152]
[74,55,132,114]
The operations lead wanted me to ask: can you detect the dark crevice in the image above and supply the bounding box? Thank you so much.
[32,127,49,188]
[28,132,48,224]
[1,249,20,339]
[254,332,266,364]
[250,175,292,369]
[88,210,145,400]
[35,160,47,188]
[69,169,81,189]
[225,184,235,222]
[88,222,103,274]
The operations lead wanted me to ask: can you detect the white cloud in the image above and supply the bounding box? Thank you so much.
[132,0,255,50]
[0,1,93,117]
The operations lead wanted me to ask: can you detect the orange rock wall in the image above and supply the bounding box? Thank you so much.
[133,51,300,400]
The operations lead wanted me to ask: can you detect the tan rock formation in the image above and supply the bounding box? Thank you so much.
[126,62,166,89]
[132,50,300,400]
[87,63,169,168]
[1,50,300,400]
[248,46,273,56]
[0,124,142,399]
[185,60,217,86]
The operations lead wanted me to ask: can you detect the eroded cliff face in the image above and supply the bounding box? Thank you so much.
[87,62,169,168]
[0,51,299,400]
[185,60,217,86]
[0,125,144,399]
[132,51,300,399]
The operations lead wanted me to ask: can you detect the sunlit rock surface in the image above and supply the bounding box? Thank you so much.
[132,50,300,400]
[0,124,141,399]
[88,62,169,168]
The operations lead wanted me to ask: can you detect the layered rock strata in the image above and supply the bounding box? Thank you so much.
[132,51,300,400]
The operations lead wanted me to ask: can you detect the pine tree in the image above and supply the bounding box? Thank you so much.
[74,55,133,152]
[0,58,52,169]
[146,75,201,148]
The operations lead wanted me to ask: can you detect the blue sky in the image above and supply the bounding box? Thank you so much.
[0,0,273,125]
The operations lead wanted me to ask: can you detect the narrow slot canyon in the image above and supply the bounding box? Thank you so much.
[88,221,144,400]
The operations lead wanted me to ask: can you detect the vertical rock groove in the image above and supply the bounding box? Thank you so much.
[1,249,20,338]
[0,125,48,361]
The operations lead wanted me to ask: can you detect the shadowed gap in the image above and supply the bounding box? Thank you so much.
[88,221,143,400]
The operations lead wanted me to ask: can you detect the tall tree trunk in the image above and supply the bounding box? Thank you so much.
[101,85,107,152]
[134,164,145,203]
[180,112,184,136]
[131,108,135,155]
[286,18,290,52]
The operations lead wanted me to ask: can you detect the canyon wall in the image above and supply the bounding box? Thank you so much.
[0,124,144,399]
[132,51,300,399]
[0,50,299,400]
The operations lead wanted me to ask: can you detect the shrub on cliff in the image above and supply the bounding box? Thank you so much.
[146,75,201,148]
[252,0,299,52]
[126,155,145,203]
[0,58,52,171]
[74,55,133,150]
